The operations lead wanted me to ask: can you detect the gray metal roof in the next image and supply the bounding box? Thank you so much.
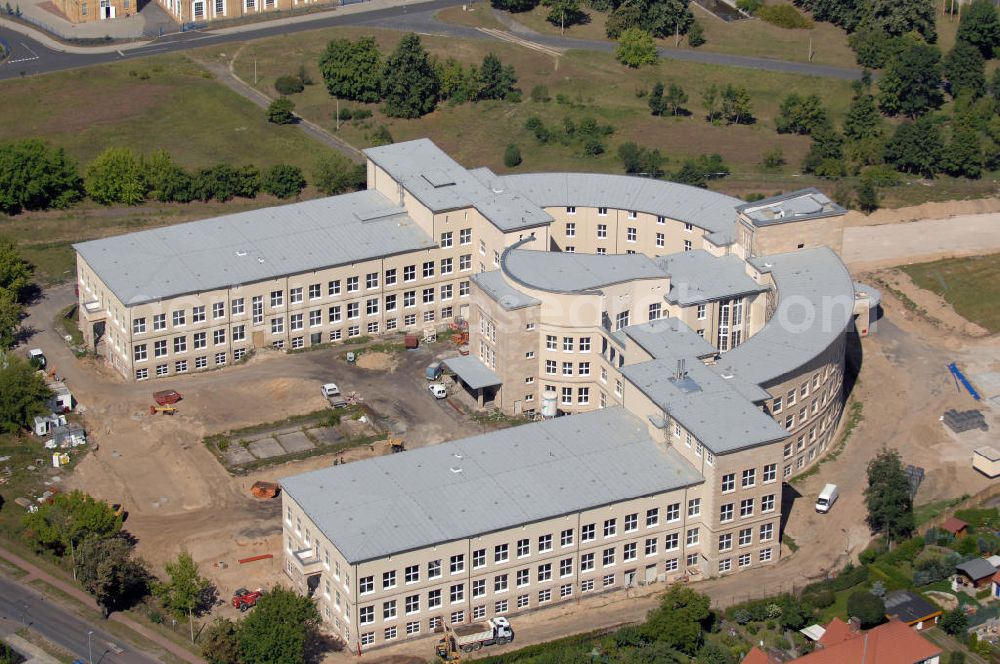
[623,318,717,362]
[622,358,788,455]
[721,247,855,387]
[443,356,502,390]
[73,190,437,306]
[471,271,540,311]
[492,172,742,237]
[364,140,552,232]
[280,408,703,563]
[956,558,996,580]
[655,250,770,305]
[503,246,665,294]
[736,188,846,226]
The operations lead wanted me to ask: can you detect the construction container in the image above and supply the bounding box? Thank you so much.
[974,446,1000,478]
[404,334,419,349]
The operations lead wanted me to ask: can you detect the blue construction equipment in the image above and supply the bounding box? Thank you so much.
[948,362,981,401]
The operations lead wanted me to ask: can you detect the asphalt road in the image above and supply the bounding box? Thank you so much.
[0,0,862,81]
[0,575,161,664]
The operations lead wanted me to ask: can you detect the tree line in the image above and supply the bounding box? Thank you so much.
[319,34,519,119]
[0,139,367,214]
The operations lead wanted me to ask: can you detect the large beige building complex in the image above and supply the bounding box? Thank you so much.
[75,139,866,651]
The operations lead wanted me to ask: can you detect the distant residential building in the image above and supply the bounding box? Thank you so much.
[742,618,941,664]
[939,517,968,538]
[955,558,996,589]
[155,0,344,25]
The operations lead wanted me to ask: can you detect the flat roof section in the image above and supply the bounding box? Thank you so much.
[502,247,666,294]
[656,250,770,306]
[74,190,438,306]
[622,358,787,454]
[364,140,552,232]
[622,318,717,362]
[443,356,502,390]
[722,247,855,387]
[492,171,743,238]
[471,271,541,311]
[280,408,703,564]
[737,188,846,226]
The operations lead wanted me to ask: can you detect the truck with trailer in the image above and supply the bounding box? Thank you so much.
[437,618,514,657]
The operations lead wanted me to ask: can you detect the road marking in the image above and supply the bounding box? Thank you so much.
[117,49,124,56]
[476,27,562,58]
[7,41,40,63]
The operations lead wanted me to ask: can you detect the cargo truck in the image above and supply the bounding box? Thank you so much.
[437,618,514,656]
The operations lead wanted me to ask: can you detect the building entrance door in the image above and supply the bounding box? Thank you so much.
[644,564,657,584]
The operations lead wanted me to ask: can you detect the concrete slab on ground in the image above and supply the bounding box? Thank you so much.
[277,430,314,453]
[247,438,284,459]
[972,371,1000,400]
[310,427,344,446]
[223,445,256,465]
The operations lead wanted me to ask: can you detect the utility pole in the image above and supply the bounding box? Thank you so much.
[254,58,257,85]
[336,98,340,131]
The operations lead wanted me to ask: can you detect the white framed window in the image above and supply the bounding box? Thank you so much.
[135,367,148,380]
[627,227,637,242]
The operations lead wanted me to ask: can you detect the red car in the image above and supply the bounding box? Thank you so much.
[153,390,182,405]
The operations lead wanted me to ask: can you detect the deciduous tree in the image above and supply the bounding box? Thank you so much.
[266,97,296,125]
[957,0,1000,58]
[878,43,943,118]
[641,585,711,654]
[85,147,146,206]
[943,40,986,99]
[0,139,81,214]
[615,28,658,67]
[381,33,440,118]
[238,587,321,664]
[261,164,306,199]
[884,117,944,177]
[862,0,935,42]
[75,536,151,616]
[0,356,49,431]
[775,93,829,135]
[313,153,366,195]
[143,150,194,203]
[847,591,886,628]
[201,618,240,664]
[863,448,916,543]
[154,550,211,642]
[318,37,383,103]
[543,0,586,32]
[0,236,33,302]
[22,490,121,558]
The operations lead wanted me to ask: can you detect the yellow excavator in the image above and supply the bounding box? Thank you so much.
[435,624,461,662]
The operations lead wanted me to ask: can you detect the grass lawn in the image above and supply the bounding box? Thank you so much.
[914,497,966,527]
[0,54,332,171]
[197,26,855,181]
[901,254,1000,334]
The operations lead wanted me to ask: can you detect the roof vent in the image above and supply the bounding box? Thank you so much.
[235,250,248,257]
[453,453,464,460]
[449,467,463,474]
[258,257,265,264]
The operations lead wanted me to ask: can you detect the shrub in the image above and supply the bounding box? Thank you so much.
[582,137,605,155]
[525,115,552,143]
[804,588,835,609]
[369,125,394,146]
[313,153,366,195]
[755,4,813,28]
[530,84,551,102]
[262,164,306,199]
[736,0,761,12]
[860,164,902,188]
[267,97,296,124]
[687,19,706,46]
[503,143,523,168]
[85,147,147,206]
[352,108,373,120]
[274,75,305,95]
[0,138,81,214]
[761,148,785,169]
[859,548,878,564]
[337,107,354,121]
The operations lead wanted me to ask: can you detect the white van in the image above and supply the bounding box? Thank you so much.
[816,484,839,513]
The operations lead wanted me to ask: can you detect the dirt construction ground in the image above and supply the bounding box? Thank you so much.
[17,209,1000,662]
[23,284,485,620]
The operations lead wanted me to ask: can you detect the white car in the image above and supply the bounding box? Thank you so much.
[428,383,448,399]
[321,383,341,398]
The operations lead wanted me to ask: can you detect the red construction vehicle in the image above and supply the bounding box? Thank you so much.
[153,390,183,406]
[232,588,264,612]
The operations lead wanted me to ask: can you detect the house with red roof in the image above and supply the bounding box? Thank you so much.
[740,618,941,664]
